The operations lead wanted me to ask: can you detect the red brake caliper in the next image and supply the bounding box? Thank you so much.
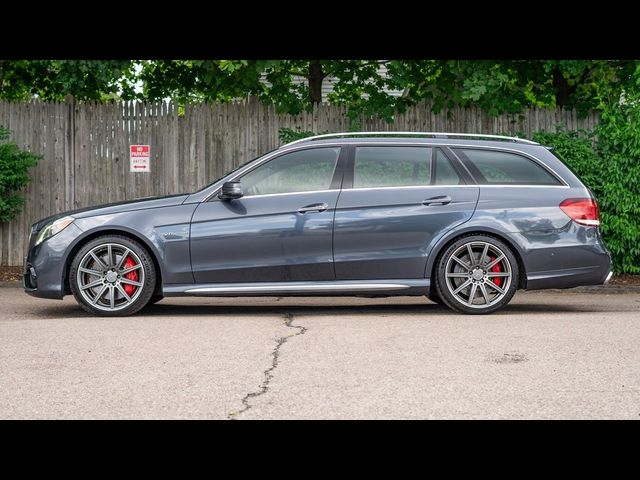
[490,255,502,287]
[123,256,138,296]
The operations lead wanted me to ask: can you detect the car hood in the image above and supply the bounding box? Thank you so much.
[32,194,191,232]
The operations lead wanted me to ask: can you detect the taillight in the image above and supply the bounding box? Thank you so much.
[559,198,600,226]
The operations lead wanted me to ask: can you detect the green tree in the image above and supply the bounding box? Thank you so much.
[0,127,40,222]
[137,60,405,118]
[388,60,637,116]
[138,60,263,104]
[2,59,638,120]
[0,60,135,101]
[135,60,638,120]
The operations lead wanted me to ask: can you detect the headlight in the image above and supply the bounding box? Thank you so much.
[34,216,75,246]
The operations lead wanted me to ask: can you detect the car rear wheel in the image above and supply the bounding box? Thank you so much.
[69,235,157,316]
[435,235,518,314]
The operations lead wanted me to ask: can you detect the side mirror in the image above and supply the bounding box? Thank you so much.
[219,181,243,200]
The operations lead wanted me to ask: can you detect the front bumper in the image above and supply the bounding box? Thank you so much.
[23,223,85,299]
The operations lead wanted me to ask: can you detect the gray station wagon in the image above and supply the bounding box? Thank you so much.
[23,132,612,316]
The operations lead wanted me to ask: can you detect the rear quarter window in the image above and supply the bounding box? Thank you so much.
[454,148,562,186]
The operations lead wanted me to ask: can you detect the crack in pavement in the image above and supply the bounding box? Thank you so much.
[228,312,307,420]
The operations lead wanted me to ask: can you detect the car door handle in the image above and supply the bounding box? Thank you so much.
[297,202,329,214]
[422,195,452,206]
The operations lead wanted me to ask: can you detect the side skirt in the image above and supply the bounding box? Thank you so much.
[162,279,430,297]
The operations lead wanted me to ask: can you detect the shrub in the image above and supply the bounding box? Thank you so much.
[592,95,640,274]
[0,127,40,222]
[532,127,640,274]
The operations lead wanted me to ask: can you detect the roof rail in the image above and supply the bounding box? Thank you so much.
[284,131,540,146]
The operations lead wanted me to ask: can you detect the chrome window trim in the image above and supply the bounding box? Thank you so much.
[346,185,477,192]
[478,184,570,189]
[240,189,340,200]
[343,184,569,193]
[446,144,569,187]
[201,140,568,202]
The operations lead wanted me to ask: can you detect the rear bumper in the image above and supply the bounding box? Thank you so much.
[502,222,613,291]
[526,264,612,290]
[524,247,612,290]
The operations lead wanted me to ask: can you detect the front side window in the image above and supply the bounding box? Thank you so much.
[454,148,561,185]
[354,147,432,188]
[240,147,340,196]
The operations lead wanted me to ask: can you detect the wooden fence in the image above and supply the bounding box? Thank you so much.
[0,98,599,266]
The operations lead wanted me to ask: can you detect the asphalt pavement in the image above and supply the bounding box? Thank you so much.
[1,287,639,419]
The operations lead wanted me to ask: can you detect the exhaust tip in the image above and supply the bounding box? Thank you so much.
[604,271,613,285]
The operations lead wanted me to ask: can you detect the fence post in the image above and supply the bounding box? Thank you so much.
[65,95,75,210]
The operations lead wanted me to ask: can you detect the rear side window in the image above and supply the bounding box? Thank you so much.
[354,147,432,188]
[454,148,561,185]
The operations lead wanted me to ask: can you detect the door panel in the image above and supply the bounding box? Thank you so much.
[333,186,479,279]
[191,191,340,283]
[190,146,343,284]
[332,145,479,280]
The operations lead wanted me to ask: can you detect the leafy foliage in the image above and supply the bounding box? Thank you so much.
[0,128,40,222]
[396,60,636,117]
[533,125,640,274]
[0,60,135,101]
[5,60,635,121]
[138,60,262,104]
[278,127,325,144]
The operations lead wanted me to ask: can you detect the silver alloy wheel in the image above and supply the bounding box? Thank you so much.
[76,243,145,312]
[444,241,512,309]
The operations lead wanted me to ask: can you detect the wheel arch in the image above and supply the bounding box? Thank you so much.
[426,227,528,291]
[62,228,163,296]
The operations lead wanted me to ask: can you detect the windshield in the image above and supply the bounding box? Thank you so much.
[192,147,280,193]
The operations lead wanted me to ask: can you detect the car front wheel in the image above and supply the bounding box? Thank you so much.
[69,235,157,316]
[435,235,519,314]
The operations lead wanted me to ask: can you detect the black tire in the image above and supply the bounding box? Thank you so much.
[69,235,157,317]
[434,234,519,315]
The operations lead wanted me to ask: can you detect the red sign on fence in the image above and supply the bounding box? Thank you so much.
[130,145,150,172]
